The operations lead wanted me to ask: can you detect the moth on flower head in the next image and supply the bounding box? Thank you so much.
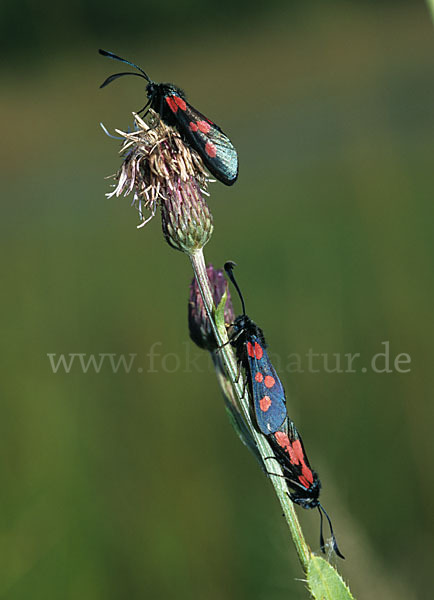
[99,49,238,186]
[103,110,213,251]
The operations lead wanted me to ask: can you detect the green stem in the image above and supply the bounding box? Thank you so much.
[189,248,311,570]
[427,0,434,23]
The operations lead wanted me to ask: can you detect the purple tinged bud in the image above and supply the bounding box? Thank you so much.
[188,265,235,351]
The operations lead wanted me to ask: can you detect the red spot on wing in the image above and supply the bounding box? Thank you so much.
[302,465,314,484]
[292,440,314,484]
[254,342,263,360]
[255,372,263,382]
[205,141,217,158]
[166,97,178,113]
[189,121,198,132]
[174,96,186,110]
[274,432,299,465]
[286,444,299,465]
[264,375,275,388]
[259,396,272,412]
[197,120,211,133]
[292,440,305,463]
[298,475,311,489]
[247,342,255,358]
[275,431,290,448]
[274,432,313,483]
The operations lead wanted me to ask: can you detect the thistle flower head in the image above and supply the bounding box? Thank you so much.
[104,111,214,252]
[188,264,235,351]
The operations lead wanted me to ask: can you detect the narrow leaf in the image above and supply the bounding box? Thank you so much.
[214,287,228,338]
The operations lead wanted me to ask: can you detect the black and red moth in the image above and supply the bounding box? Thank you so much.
[224,262,344,558]
[269,420,345,558]
[99,49,238,186]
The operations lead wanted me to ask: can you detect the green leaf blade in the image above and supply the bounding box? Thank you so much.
[307,556,355,600]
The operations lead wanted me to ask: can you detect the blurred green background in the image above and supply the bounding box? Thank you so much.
[2,1,434,598]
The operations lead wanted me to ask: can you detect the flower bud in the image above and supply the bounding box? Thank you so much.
[161,179,213,253]
[188,265,234,351]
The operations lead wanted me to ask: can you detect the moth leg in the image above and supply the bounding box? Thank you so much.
[137,97,151,115]
[235,360,244,386]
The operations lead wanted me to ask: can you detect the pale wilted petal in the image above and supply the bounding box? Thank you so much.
[103,110,211,232]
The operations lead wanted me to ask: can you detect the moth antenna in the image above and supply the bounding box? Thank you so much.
[318,504,345,559]
[99,72,149,89]
[224,261,247,316]
[99,49,152,83]
[318,506,326,553]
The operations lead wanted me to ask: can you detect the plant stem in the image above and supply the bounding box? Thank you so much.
[189,248,311,570]
[427,0,434,24]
